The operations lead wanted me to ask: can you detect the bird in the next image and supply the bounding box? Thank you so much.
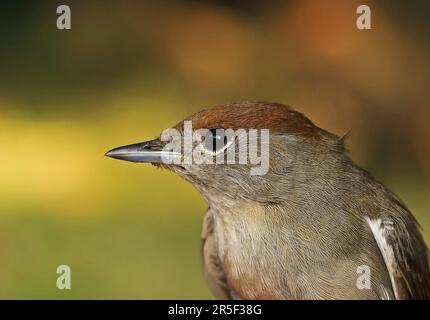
[105,101,430,300]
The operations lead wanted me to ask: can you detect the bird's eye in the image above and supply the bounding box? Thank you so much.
[203,128,229,153]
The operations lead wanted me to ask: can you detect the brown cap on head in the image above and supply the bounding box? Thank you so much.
[175,101,332,139]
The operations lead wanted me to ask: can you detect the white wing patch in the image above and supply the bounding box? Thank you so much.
[378,284,394,300]
[365,217,400,299]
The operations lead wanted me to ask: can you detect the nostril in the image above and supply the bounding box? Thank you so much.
[146,140,164,151]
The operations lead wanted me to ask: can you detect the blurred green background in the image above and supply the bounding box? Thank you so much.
[1,0,430,299]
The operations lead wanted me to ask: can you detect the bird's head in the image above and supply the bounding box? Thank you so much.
[106,101,344,205]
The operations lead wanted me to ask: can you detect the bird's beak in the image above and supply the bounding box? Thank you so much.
[105,139,180,164]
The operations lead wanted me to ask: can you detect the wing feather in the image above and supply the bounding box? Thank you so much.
[366,214,430,299]
[201,210,233,299]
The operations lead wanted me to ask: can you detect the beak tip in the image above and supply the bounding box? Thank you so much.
[105,149,116,158]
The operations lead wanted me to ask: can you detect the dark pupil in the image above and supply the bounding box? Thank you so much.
[205,129,226,152]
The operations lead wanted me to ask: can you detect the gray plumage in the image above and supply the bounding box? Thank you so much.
[106,101,430,299]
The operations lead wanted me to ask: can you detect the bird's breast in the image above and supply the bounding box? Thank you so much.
[211,203,294,299]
